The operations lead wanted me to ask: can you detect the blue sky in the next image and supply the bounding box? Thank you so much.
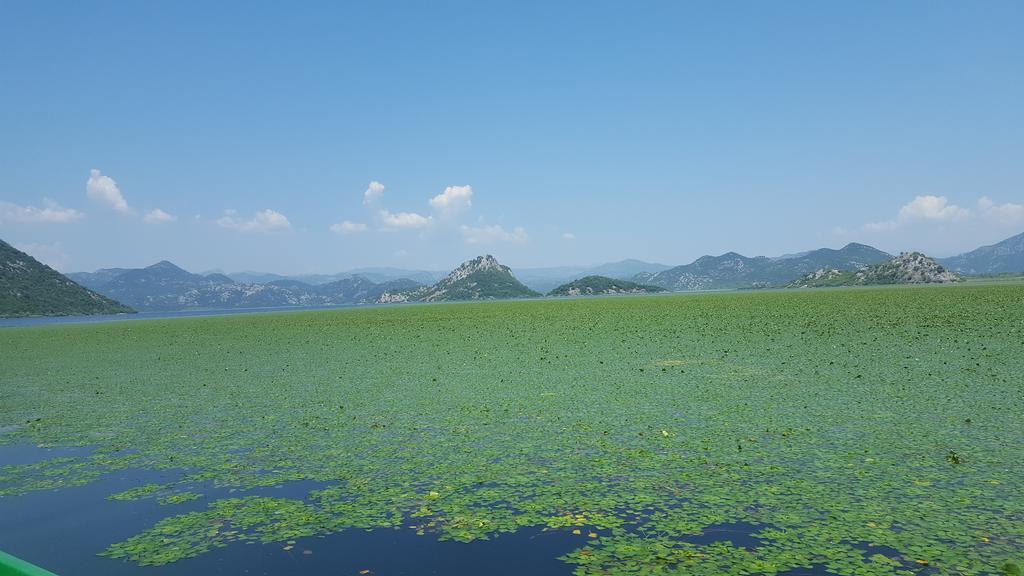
[1,1,1022,273]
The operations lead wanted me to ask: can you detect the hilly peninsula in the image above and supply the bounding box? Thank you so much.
[548,275,665,296]
[0,238,134,318]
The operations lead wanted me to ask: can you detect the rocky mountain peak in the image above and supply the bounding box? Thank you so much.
[444,255,509,284]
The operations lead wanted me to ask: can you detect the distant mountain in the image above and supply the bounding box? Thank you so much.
[76,261,427,311]
[66,267,133,291]
[939,231,1024,275]
[346,267,447,285]
[787,252,960,288]
[548,275,665,297]
[584,259,672,279]
[0,239,133,317]
[514,259,670,293]
[636,243,892,291]
[226,268,446,286]
[397,255,539,302]
[225,271,294,284]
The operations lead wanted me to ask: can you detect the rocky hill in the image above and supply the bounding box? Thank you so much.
[548,275,665,296]
[396,255,539,302]
[939,231,1024,275]
[787,252,960,288]
[635,243,892,291]
[511,259,670,294]
[72,261,426,312]
[0,239,134,317]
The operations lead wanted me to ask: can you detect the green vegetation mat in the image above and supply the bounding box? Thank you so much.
[1,286,1022,574]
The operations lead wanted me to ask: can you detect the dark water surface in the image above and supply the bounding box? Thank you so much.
[0,445,858,576]
[0,444,579,576]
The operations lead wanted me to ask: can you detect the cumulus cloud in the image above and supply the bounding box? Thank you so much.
[459,223,528,245]
[217,209,292,232]
[0,199,84,224]
[864,194,1024,232]
[363,181,385,205]
[86,169,131,213]
[897,195,970,222]
[562,232,576,240]
[978,196,1024,225]
[429,185,473,217]
[143,208,177,224]
[865,195,971,230]
[330,220,368,234]
[378,209,432,230]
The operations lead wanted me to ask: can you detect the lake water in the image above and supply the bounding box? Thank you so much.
[0,442,848,576]
[0,444,580,576]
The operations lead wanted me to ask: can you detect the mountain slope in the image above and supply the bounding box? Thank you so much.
[404,255,539,302]
[939,231,1024,275]
[0,239,134,317]
[636,243,892,291]
[548,276,665,296]
[787,252,960,288]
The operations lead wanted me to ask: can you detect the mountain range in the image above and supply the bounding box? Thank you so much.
[634,243,894,291]
[787,252,960,288]
[5,229,1023,317]
[68,261,424,312]
[222,259,671,295]
[937,231,1024,275]
[1,239,133,317]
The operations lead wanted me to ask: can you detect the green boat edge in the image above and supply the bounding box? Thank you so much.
[0,551,57,576]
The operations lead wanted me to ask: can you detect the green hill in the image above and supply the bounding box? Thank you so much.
[0,239,134,317]
[406,255,539,301]
[548,275,665,296]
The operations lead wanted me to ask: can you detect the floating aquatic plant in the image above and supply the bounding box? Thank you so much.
[1,285,1022,574]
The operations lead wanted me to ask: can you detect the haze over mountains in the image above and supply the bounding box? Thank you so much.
[3,229,1024,317]
[69,261,424,312]
[936,231,1024,275]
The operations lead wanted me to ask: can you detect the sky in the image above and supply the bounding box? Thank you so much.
[1,1,1022,274]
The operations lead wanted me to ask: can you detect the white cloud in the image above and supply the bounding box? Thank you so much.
[897,195,970,222]
[459,223,528,245]
[86,169,131,213]
[143,208,177,224]
[978,196,1024,225]
[0,199,84,224]
[562,232,576,240]
[330,220,367,234]
[217,209,292,232]
[378,209,432,229]
[363,181,385,205]
[866,195,971,230]
[429,185,473,217]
